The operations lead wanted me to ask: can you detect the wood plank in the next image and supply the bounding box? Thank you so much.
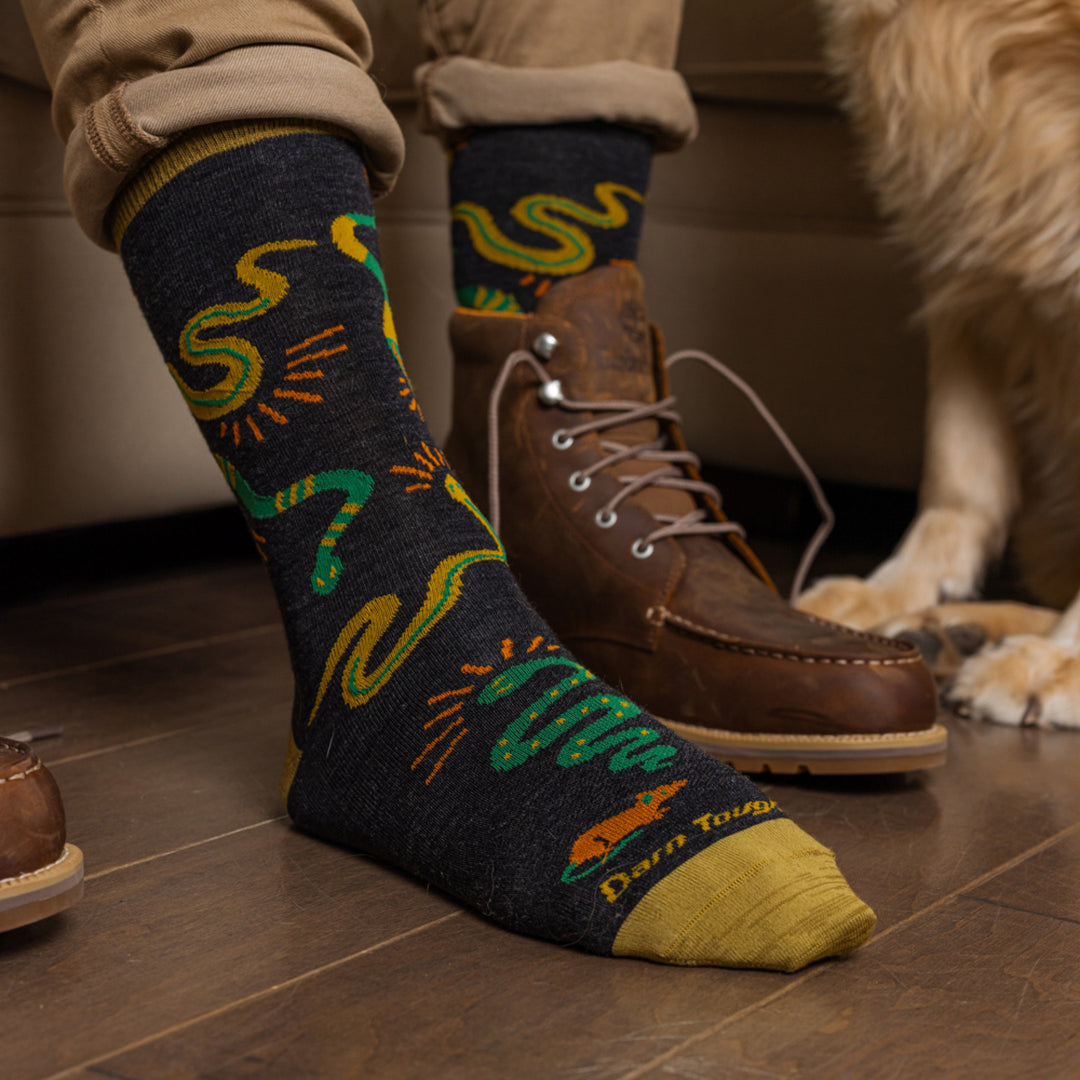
[71,906,794,1080]
[0,825,460,1080]
[624,894,1080,1080]
[1,628,293,764]
[51,709,290,876]
[758,713,1080,927]
[965,826,1080,925]
[0,564,278,686]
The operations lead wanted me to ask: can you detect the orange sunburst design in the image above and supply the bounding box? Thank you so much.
[286,325,344,355]
[497,636,559,660]
[274,388,324,403]
[412,636,564,786]
[412,682,476,785]
[258,403,288,425]
[286,345,346,370]
[250,528,268,562]
[389,442,449,494]
[221,324,346,448]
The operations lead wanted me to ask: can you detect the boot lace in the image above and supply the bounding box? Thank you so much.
[486,344,833,600]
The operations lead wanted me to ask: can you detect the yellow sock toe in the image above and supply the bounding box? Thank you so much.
[612,818,876,971]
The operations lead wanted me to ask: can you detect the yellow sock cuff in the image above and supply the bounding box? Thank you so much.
[109,119,358,250]
[613,817,876,971]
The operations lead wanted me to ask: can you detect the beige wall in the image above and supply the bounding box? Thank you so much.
[0,0,927,538]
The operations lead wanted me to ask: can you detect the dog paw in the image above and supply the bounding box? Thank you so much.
[796,576,920,630]
[876,602,1061,680]
[874,612,987,679]
[945,635,1080,729]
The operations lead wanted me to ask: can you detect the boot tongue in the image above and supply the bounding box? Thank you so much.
[536,265,657,405]
[536,266,698,522]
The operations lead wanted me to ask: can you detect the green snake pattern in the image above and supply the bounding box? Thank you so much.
[331,213,420,412]
[482,657,677,774]
[215,454,373,595]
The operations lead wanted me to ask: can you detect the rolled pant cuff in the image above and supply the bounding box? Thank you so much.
[65,44,405,250]
[415,57,698,151]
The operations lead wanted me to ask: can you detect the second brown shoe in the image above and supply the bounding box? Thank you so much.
[445,266,946,774]
[1,736,83,932]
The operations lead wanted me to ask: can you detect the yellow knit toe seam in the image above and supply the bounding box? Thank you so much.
[612,817,875,968]
[664,847,834,959]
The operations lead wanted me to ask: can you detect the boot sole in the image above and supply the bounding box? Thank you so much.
[660,720,948,775]
[0,844,84,933]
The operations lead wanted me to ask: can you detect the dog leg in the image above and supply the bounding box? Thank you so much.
[798,316,1019,629]
[943,591,1080,728]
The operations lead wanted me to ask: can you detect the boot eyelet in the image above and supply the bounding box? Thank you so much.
[538,379,564,405]
[568,471,591,492]
[552,430,574,450]
[631,539,655,559]
[595,509,618,529]
[533,332,559,360]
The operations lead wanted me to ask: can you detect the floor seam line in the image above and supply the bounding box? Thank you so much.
[47,724,211,768]
[0,623,281,691]
[85,817,288,882]
[865,817,1080,949]
[0,565,266,618]
[959,892,1080,928]
[43,910,465,1080]
[613,969,825,1080]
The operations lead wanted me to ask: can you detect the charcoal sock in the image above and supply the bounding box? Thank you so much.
[449,122,651,313]
[112,121,874,968]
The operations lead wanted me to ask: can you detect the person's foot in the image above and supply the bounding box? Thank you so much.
[445,265,946,775]
[1,737,84,932]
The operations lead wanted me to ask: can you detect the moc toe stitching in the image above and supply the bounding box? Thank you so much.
[658,608,924,666]
[798,609,923,650]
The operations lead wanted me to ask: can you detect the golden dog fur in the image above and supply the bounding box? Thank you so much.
[798,0,1080,726]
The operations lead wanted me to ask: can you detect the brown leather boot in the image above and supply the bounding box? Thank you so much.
[0,737,83,932]
[445,265,945,774]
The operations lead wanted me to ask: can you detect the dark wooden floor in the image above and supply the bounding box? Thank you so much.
[3,525,1080,1080]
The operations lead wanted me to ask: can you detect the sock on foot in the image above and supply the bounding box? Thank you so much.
[112,121,875,969]
[449,122,651,313]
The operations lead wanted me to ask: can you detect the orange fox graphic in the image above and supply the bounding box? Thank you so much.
[563,780,688,880]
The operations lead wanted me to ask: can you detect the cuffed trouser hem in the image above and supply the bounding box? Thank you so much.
[415,57,697,152]
[64,44,404,251]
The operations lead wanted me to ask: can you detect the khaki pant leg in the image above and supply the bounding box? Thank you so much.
[18,0,405,248]
[415,0,696,149]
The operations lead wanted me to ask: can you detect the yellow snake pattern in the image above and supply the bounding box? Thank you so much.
[452,182,644,276]
[305,473,506,727]
[331,213,414,394]
[173,240,316,421]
